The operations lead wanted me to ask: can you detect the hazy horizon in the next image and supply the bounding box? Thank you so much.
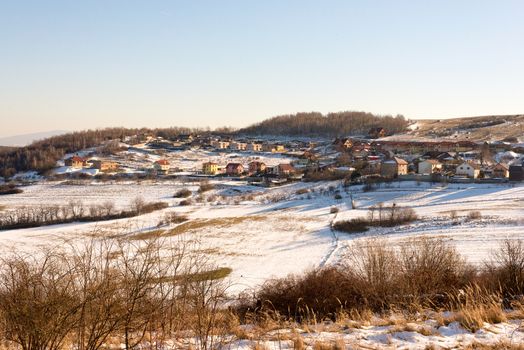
[2,0,524,137]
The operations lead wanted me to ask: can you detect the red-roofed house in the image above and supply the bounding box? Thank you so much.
[154,159,170,174]
[65,155,87,168]
[226,163,244,176]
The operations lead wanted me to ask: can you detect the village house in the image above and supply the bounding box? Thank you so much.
[455,162,481,179]
[263,144,286,153]
[380,157,409,178]
[90,160,119,172]
[65,155,87,168]
[230,142,247,151]
[418,159,442,175]
[248,161,266,175]
[211,140,230,149]
[492,163,509,178]
[368,127,386,139]
[153,159,170,174]
[247,143,263,152]
[226,163,244,176]
[202,162,219,175]
[333,138,353,151]
[267,163,295,177]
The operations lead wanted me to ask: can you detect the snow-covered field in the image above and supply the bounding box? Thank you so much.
[1,179,523,348]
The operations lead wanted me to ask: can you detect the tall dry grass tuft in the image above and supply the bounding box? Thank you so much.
[448,284,506,332]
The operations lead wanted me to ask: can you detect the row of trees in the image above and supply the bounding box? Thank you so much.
[0,198,168,230]
[240,111,409,137]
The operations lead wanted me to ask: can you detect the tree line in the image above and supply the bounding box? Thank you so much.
[239,111,409,137]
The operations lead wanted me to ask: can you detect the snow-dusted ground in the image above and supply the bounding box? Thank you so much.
[53,146,297,175]
[1,180,524,348]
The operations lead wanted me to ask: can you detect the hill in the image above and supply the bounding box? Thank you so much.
[239,111,409,137]
[406,114,524,142]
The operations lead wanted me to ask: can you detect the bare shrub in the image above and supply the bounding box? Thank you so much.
[467,211,482,220]
[0,251,81,350]
[484,239,524,299]
[158,212,189,226]
[398,238,472,305]
[198,181,215,193]
[180,199,192,206]
[174,188,192,198]
[295,188,309,195]
[330,207,339,214]
[131,196,146,215]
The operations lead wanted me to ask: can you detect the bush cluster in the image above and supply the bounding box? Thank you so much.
[250,238,524,321]
[333,203,417,233]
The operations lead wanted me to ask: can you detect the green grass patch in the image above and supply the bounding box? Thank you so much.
[153,267,232,284]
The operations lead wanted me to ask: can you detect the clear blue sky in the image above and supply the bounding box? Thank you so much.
[1,0,523,137]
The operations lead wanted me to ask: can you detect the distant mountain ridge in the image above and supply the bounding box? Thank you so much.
[0,130,69,147]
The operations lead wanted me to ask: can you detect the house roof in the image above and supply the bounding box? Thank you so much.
[155,159,169,165]
[393,157,408,165]
[226,163,243,168]
[459,162,480,170]
[68,156,85,162]
[494,163,509,170]
[278,163,295,171]
[423,159,441,164]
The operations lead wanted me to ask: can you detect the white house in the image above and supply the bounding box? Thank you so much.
[455,162,480,178]
[418,159,442,175]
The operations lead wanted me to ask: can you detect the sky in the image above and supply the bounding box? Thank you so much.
[1,0,524,137]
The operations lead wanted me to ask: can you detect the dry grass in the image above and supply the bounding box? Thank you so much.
[131,229,165,240]
[449,285,506,332]
[310,339,346,350]
[463,341,524,350]
[166,216,267,236]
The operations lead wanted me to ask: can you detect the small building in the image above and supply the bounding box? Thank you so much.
[492,163,509,178]
[211,140,230,149]
[248,161,266,175]
[368,127,386,139]
[90,160,119,172]
[230,142,247,151]
[380,157,408,178]
[455,162,480,179]
[509,164,524,181]
[153,159,170,174]
[333,138,353,150]
[277,163,295,176]
[64,156,87,169]
[202,162,219,175]
[226,163,244,176]
[263,144,286,153]
[418,159,442,175]
[247,143,263,152]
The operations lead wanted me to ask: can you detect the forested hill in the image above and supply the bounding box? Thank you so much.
[239,111,409,137]
[0,126,212,179]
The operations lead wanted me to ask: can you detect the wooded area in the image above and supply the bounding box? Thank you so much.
[239,111,408,137]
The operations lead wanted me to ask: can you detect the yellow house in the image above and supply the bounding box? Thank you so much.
[202,162,219,175]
